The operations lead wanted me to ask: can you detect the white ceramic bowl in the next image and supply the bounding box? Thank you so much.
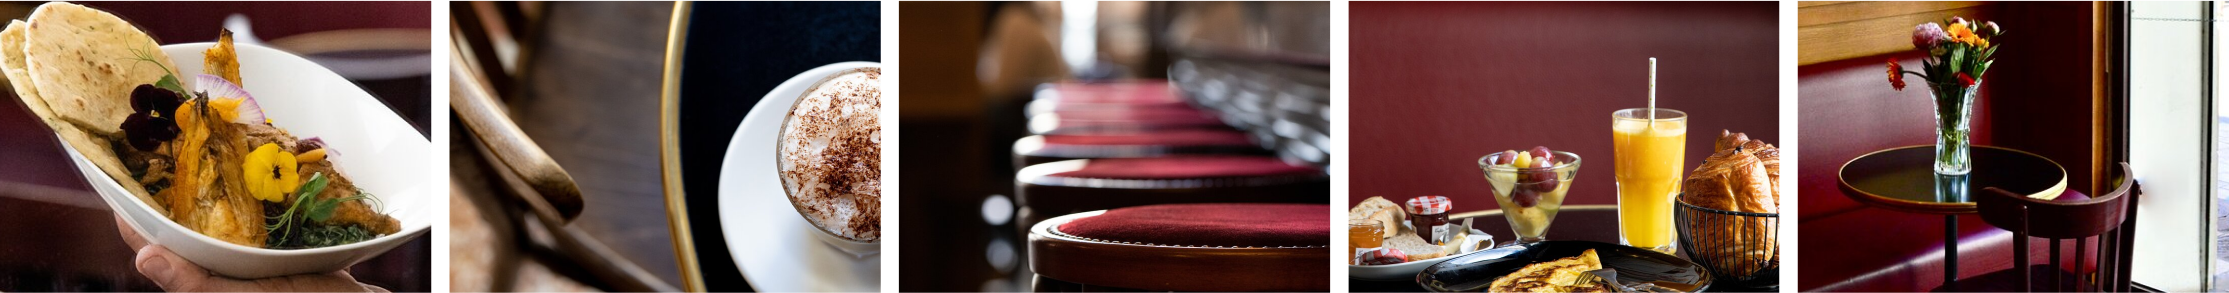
[66,42,432,279]
[770,65,882,257]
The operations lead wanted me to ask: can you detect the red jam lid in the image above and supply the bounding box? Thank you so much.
[1406,195,1450,215]
[1057,203,1329,247]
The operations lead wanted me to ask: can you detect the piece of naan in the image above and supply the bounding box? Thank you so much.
[23,2,180,133]
[1,10,160,207]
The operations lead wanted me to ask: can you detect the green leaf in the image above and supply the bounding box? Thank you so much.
[127,47,187,96]
[296,173,336,221]
[307,198,338,222]
[1949,48,1965,74]
[153,74,186,96]
[296,172,331,197]
[265,173,330,244]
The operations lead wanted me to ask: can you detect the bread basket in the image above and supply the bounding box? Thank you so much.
[1673,199,1779,286]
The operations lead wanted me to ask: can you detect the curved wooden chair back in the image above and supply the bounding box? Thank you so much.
[1975,162,2140,292]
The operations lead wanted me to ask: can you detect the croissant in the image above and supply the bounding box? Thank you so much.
[1680,130,1780,277]
[1714,130,1782,203]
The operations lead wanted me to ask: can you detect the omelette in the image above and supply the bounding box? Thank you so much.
[1487,249,1613,293]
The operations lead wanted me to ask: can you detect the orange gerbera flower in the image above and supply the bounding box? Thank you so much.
[1946,22,1989,47]
[1887,58,1906,91]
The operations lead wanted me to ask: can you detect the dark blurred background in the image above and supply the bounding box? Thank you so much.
[899,1,1329,291]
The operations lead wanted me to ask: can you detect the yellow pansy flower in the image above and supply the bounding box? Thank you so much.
[243,143,299,202]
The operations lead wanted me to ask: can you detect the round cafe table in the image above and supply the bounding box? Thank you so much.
[1837,145,2067,288]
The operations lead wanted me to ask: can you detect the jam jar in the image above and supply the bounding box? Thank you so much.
[1406,195,1452,244]
[1348,220,1385,264]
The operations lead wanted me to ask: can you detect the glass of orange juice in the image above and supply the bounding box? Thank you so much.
[1612,108,1686,254]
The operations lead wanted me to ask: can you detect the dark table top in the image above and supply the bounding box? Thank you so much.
[1838,145,2068,214]
[671,2,880,291]
[1350,205,1779,292]
[1350,206,1621,292]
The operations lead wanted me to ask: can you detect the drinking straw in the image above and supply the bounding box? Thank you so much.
[1649,58,1658,123]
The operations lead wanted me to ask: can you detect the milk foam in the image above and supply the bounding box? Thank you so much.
[779,68,881,241]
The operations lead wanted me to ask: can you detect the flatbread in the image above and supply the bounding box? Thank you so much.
[2,3,164,206]
[54,120,151,203]
[1,20,52,122]
[23,2,179,135]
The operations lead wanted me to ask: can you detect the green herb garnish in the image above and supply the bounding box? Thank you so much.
[126,47,186,95]
[264,172,370,247]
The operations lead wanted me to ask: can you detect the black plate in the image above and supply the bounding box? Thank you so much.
[1416,240,1713,292]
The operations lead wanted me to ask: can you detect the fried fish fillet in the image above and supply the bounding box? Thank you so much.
[158,101,266,247]
[298,159,400,235]
[1488,249,1611,293]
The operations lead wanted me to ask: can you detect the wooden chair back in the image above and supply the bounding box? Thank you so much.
[1975,162,2140,292]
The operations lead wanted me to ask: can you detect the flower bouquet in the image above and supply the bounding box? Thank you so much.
[1888,17,2001,175]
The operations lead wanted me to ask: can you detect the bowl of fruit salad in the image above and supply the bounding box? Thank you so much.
[1477,147,1580,245]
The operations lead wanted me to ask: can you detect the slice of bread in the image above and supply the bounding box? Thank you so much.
[1348,196,1405,238]
[1384,232,1445,260]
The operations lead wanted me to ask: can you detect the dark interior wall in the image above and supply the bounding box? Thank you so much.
[1350,2,1780,208]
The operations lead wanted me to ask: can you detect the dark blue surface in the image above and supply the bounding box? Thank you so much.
[674,2,879,291]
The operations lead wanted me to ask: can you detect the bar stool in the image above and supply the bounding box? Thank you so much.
[1010,129,1270,169]
[1028,203,1329,291]
[1012,155,1326,237]
[1027,106,1234,134]
[1025,80,1189,118]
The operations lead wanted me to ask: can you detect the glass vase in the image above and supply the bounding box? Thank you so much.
[1930,81,1979,175]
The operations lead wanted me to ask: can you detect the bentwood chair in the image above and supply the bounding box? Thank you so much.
[450,2,682,291]
[1968,162,2141,292]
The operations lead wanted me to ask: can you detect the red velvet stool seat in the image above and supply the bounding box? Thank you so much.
[1027,80,1190,116]
[1036,80,1181,104]
[1029,203,1329,291]
[1012,129,1271,169]
[1027,107,1233,134]
[1027,98,1196,118]
[1014,156,1328,236]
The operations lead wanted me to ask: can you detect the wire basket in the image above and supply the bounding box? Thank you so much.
[1674,198,1780,285]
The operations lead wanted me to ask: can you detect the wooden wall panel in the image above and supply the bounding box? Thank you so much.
[1798,1,1994,65]
[1798,8,1989,63]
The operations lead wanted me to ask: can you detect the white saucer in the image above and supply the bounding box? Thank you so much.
[715,61,882,292]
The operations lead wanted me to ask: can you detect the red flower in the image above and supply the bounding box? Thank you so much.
[1957,72,1976,87]
[1886,58,1906,91]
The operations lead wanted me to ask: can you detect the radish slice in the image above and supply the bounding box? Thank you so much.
[195,74,263,124]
